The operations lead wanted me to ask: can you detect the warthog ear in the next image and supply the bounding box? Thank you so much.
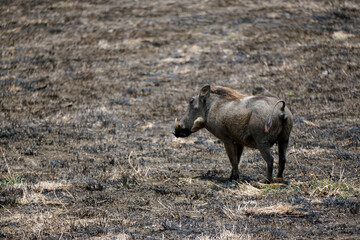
[200,85,210,100]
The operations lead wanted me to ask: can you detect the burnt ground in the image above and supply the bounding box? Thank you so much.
[0,0,359,239]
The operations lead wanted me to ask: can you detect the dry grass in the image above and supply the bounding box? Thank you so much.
[196,228,252,240]
[222,182,263,198]
[223,200,307,220]
[245,203,306,216]
[116,151,150,186]
[1,0,359,238]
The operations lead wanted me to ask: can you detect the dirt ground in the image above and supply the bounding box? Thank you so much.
[0,0,359,239]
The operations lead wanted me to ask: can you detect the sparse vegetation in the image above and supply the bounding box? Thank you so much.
[0,176,24,187]
[263,183,293,195]
[262,177,359,199]
[1,0,359,239]
[310,176,360,199]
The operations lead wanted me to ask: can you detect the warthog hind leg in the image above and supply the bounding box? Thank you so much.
[258,145,274,183]
[277,139,289,179]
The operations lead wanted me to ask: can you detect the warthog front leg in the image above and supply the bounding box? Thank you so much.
[224,141,243,181]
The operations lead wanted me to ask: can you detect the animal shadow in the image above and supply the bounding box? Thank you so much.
[195,170,256,184]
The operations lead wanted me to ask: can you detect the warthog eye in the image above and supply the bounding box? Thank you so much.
[189,97,194,104]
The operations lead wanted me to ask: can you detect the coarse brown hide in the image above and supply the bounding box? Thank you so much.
[174,85,293,183]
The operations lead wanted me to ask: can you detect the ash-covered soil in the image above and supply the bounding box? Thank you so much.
[0,0,359,239]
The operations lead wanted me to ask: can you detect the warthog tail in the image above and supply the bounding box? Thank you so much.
[265,100,286,133]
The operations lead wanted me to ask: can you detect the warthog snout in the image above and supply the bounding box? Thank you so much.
[173,118,192,138]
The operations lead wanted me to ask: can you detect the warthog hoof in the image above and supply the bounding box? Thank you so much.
[260,177,284,184]
[261,178,272,184]
[229,173,240,181]
[273,177,284,183]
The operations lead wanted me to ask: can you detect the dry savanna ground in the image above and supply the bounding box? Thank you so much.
[0,0,359,239]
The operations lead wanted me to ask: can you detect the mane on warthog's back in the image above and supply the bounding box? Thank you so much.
[210,86,247,100]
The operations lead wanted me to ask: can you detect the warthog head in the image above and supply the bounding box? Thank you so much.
[173,86,210,138]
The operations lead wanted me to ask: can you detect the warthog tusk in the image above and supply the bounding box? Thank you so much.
[175,118,179,129]
[191,117,205,132]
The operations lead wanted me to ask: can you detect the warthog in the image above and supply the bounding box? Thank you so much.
[173,85,293,183]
